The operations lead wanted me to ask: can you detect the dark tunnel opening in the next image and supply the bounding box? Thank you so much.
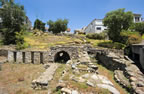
[54,51,70,63]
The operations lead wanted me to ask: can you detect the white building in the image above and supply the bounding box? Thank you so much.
[84,14,143,34]
[84,19,107,34]
[133,14,143,23]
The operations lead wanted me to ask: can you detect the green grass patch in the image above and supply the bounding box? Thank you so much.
[142,34,144,39]
[98,41,126,49]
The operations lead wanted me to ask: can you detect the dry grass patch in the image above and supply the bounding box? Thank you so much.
[0,63,48,94]
[24,33,83,50]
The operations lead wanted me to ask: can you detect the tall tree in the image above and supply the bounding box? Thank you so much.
[34,19,45,32]
[103,8,133,42]
[0,0,27,44]
[47,19,68,34]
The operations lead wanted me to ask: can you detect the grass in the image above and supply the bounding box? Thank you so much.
[86,38,111,47]
[142,34,144,39]
[24,32,84,50]
[0,61,129,94]
[0,63,48,94]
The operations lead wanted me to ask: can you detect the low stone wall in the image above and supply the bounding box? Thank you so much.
[0,49,8,57]
[7,46,80,64]
[8,51,47,64]
[97,52,128,71]
[97,51,144,94]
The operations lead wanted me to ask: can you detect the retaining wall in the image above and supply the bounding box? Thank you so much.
[96,51,144,94]
[7,46,80,64]
[8,51,48,64]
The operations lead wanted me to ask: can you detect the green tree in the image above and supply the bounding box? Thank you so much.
[34,19,45,32]
[130,22,144,35]
[47,19,68,34]
[0,0,27,45]
[103,8,134,42]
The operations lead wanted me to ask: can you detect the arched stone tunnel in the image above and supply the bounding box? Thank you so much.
[54,51,71,63]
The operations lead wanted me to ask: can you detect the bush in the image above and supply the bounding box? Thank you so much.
[16,42,29,50]
[142,34,144,39]
[130,22,144,35]
[128,34,142,45]
[33,29,43,36]
[98,41,126,49]
[15,30,29,50]
[120,30,142,45]
[86,32,107,40]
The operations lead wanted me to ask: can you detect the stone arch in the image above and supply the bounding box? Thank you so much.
[54,51,71,63]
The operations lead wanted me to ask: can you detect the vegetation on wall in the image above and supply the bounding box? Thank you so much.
[120,30,142,46]
[47,19,68,34]
[98,41,126,49]
[86,31,107,40]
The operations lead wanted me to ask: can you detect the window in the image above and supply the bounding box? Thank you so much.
[97,27,101,30]
[135,17,140,22]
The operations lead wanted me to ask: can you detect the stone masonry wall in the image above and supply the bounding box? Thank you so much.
[7,46,80,64]
[97,51,144,94]
[0,49,8,57]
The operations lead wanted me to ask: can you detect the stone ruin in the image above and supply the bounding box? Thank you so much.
[0,45,144,94]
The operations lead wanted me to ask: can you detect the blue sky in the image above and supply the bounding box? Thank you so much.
[15,0,144,32]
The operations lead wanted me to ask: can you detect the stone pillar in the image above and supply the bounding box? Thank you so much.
[16,51,23,64]
[43,52,49,64]
[34,52,40,64]
[25,52,31,64]
[8,51,14,63]
[140,47,144,69]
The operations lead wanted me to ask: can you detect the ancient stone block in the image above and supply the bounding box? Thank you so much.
[16,51,22,64]
[34,52,40,64]
[43,52,49,64]
[8,51,14,63]
[25,52,31,64]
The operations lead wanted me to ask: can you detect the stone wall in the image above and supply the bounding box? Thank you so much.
[132,45,144,69]
[96,51,144,94]
[97,53,127,71]
[0,49,8,57]
[49,46,79,62]
[7,46,80,64]
[8,51,46,64]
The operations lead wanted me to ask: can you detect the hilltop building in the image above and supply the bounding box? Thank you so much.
[133,14,143,23]
[83,14,143,34]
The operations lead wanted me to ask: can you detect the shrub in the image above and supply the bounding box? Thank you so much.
[15,31,29,50]
[33,29,43,36]
[98,41,126,49]
[120,30,142,45]
[86,32,107,40]
[130,22,144,35]
[128,34,142,45]
[142,34,144,39]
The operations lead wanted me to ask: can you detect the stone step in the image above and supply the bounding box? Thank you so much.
[32,63,58,89]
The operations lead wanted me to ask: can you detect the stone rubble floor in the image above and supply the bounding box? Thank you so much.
[40,60,128,94]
